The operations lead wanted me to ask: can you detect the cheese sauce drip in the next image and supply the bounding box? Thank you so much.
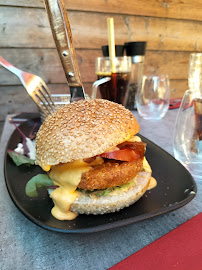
[48,158,104,220]
[41,159,51,172]
[147,177,157,190]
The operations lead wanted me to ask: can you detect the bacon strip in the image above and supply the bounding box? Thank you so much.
[83,157,96,163]
[118,141,146,159]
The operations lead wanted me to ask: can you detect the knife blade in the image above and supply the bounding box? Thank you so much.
[44,0,85,102]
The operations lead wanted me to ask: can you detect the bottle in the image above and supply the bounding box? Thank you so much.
[124,41,147,110]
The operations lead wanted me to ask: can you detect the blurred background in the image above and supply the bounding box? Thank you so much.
[1,0,202,136]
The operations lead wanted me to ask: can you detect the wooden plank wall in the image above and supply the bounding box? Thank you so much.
[1,0,202,121]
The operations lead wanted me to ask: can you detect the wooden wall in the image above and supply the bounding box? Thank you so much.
[1,0,202,121]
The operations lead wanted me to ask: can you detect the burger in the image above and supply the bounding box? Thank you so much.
[35,99,152,221]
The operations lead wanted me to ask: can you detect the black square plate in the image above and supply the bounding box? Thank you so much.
[4,118,197,233]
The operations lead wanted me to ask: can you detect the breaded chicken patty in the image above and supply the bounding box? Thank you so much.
[78,158,144,191]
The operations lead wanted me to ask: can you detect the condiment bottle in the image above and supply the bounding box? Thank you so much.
[124,41,147,110]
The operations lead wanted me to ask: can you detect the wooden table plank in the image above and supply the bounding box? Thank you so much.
[1,7,202,51]
[1,0,202,21]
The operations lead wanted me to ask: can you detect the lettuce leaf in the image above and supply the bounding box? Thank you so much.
[8,150,35,166]
[25,174,53,197]
[95,189,113,197]
[77,181,133,197]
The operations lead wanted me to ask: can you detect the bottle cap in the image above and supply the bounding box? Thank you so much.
[124,41,147,56]
[101,45,124,57]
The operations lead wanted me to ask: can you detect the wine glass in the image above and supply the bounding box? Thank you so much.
[136,75,170,120]
[173,89,202,180]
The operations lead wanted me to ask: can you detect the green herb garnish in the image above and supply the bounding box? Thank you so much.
[25,174,53,197]
[8,150,35,166]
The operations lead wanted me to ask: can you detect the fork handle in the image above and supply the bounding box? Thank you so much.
[44,0,82,87]
[0,56,23,78]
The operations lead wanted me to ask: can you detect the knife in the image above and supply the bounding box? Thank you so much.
[44,0,85,102]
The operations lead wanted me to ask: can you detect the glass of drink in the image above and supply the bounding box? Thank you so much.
[95,56,131,105]
[188,53,202,90]
[136,75,170,120]
[173,89,202,180]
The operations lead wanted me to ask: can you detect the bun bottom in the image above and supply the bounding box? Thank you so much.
[70,171,151,215]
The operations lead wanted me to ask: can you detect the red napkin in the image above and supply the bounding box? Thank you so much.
[109,213,202,270]
[169,98,182,109]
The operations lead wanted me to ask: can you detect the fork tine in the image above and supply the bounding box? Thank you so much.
[31,94,50,118]
[41,87,55,111]
[40,80,55,105]
[35,87,54,115]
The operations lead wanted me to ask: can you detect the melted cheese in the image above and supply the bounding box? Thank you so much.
[142,157,157,190]
[127,135,142,142]
[41,159,51,172]
[51,188,79,220]
[147,177,157,190]
[48,158,103,220]
[143,157,152,173]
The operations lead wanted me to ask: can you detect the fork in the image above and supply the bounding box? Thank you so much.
[0,56,55,118]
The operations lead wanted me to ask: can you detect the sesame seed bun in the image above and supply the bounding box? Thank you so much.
[35,99,140,167]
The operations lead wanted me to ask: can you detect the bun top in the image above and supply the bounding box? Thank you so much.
[35,99,140,167]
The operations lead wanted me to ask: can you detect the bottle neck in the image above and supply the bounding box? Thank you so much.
[131,55,145,63]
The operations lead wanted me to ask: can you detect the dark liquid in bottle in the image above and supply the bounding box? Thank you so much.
[194,98,202,140]
[97,72,130,105]
[125,83,138,110]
